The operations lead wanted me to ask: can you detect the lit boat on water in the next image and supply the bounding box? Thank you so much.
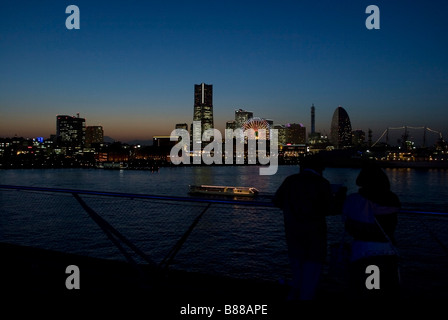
[188,185,259,197]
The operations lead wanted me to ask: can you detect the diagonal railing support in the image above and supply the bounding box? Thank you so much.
[72,193,157,270]
[159,203,212,270]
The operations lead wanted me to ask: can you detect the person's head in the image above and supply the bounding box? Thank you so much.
[300,154,325,174]
[356,164,391,191]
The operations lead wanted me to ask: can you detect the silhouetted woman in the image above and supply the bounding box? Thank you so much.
[343,165,401,299]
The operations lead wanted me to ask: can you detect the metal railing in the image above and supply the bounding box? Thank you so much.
[1,184,447,296]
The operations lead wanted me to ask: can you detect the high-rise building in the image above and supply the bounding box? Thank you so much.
[273,124,287,145]
[226,120,236,130]
[234,109,253,129]
[175,123,188,131]
[174,123,189,142]
[85,126,104,147]
[330,106,352,149]
[352,129,366,147]
[285,123,307,144]
[56,114,86,147]
[193,83,213,142]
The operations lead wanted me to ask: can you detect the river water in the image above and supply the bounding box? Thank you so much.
[0,166,447,282]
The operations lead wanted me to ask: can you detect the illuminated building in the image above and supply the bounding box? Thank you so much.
[56,114,85,147]
[273,124,286,145]
[330,106,352,149]
[153,135,176,147]
[226,120,236,130]
[352,129,366,147]
[85,126,104,147]
[285,123,306,144]
[235,109,253,129]
[175,123,188,131]
[193,83,214,143]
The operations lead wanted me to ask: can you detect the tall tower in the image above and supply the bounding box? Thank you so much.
[193,83,213,142]
[330,106,352,149]
[311,104,315,134]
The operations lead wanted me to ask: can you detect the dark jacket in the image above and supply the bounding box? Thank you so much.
[274,169,334,262]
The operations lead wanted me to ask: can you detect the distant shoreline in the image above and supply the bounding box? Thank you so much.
[1,160,448,170]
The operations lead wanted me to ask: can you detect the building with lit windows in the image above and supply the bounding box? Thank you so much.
[352,129,366,147]
[285,123,307,144]
[193,83,214,143]
[330,106,352,149]
[56,114,86,148]
[175,123,188,131]
[235,109,253,129]
[85,126,104,147]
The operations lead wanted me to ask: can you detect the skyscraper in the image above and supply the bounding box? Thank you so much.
[285,123,307,144]
[193,83,213,142]
[273,124,286,145]
[234,109,253,129]
[85,126,104,147]
[330,106,352,149]
[56,114,86,147]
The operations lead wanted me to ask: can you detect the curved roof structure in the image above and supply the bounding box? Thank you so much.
[330,106,352,148]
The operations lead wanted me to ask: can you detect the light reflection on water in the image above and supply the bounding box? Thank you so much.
[1,166,446,212]
[0,166,447,281]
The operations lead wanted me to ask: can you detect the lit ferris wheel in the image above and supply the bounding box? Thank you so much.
[242,117,271,139]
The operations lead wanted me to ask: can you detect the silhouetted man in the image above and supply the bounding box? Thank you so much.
[274,155,343,300]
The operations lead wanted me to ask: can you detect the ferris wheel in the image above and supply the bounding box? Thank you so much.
[242,117,271,139]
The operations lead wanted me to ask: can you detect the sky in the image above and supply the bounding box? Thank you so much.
[1,0,447,145]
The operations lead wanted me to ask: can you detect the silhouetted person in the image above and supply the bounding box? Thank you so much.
[274,155,345,300]
[343,164,401,299]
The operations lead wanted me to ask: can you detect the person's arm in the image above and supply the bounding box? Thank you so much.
[332,186,348,215]
[273,177,289,209]
[345,218,384,241]
[320,182,346,216]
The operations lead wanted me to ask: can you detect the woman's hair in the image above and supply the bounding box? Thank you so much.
[356,165,391,191]
[300,154,325,172]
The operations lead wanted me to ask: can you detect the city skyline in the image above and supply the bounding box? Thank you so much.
[1,0,447,143]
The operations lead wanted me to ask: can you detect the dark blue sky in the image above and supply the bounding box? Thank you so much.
[1,0,447,144]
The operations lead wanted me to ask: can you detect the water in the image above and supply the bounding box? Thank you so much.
[0,166,447,283]
[1,166,447,211]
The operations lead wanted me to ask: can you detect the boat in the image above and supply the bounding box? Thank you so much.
[188,185,259,197]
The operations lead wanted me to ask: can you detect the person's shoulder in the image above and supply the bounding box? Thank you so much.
[284,173,301,181]
[345,192,365,203]
[388,191,401,207]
